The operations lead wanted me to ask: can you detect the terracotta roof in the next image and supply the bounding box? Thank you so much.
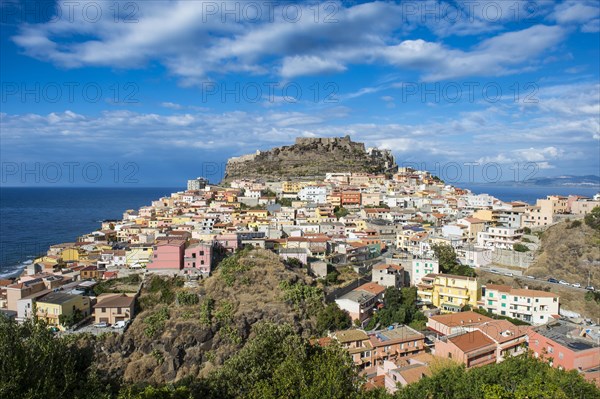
[94,294,135,308]
[356,282,386,296]
[449,330,495,353]
[463,217,486,223]
[485,284,559,298]
[429,311,492,327]
[476,320,528,343]
[373,263,403,271]
[364,375,386,390]
[398,364,432,384]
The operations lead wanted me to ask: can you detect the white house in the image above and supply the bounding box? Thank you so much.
[481,284,559,325]
[411,259,439,286]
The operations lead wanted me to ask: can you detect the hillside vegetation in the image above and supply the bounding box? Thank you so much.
[527,219,600,288]
[86,248,353,386]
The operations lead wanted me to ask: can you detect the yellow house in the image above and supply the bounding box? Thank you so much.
[418,274,481,313]
[33,255,59,265]
[473,209,494,222]
[36,292,90,330]
[247,209,268,219]
[125,245,153,268]
[172,216,192,225]
[60,248,80,262]
[353,219,367,231]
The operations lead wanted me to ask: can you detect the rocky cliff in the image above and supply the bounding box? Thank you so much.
[223,135,397,181]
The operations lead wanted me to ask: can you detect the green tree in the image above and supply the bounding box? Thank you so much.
[206,322,360,399]
[58,308,84,329]
[316,303,352,334]
[513,243,530,252]
[334,206,349,219]
[0,316,110,399]
[584,206,600,231]
[431,243,475,277]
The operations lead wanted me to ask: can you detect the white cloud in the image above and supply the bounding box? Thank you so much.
[10,1,568,83]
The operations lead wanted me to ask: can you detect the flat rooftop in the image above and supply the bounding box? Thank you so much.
[535,322,600,352]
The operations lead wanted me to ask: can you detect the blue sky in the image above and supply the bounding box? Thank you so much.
[0,0,599,187]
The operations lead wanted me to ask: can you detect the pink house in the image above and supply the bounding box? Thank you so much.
[184,242,213,276]
[147,238,185,270]
[527,321,600,383]
[215,233,241,252]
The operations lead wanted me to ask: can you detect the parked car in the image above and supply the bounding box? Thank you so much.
[585,286,596,291]
[547,278,559,284]
[572,283,581,288]
[504,272,514,277]
[112,320,130,329]
[94,322,109,328]
[559,280,569,285]
[526,275,536,279]
[490,269,500,274]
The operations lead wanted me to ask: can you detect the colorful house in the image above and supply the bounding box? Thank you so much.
[36,292,90,330]
[147,238,186,270]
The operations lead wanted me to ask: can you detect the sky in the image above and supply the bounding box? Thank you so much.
[0,0,599,187]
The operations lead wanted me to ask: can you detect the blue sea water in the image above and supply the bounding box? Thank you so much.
[0,187,180,278]
[460,184,599,204]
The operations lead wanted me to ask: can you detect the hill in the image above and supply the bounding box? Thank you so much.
[526,219,600,288]
[223,135,397,182]
[89,248,323,385]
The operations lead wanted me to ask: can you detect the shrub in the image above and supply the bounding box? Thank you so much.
[513,243,530,252]
[176,291,199,306]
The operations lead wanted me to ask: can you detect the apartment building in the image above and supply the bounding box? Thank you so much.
[417,274,481,313]
[476,226,524,250]
[481,284,559,325]
[372,263,405,289]
[527,321,600,385]
[410,258,439,286]
[331,325,426,369]
[335,282,385,323]
[147,238,186,270]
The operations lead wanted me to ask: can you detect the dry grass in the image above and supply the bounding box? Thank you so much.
[526,221,600,288]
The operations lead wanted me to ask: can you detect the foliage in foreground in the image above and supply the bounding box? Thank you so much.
[394,353,599,399]
[0,316,109,399]
[2,314,599,399]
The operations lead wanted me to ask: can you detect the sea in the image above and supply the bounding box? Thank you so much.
[1,184,598,279]
[0,187,180,279]
[460,184,599,204]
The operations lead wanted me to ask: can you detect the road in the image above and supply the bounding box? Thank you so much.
[480,267,594,293]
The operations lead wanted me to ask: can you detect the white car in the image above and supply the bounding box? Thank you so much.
[526,275,535,279]
[572,283,581,288]
[94,322,109,328]
[559,280,569,285]
[490,269,500,274]
[112,320,131,329]
[504,272,513,277]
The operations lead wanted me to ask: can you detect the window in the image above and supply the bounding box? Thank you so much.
[489,292,494,298]
[101,307,106,312]
[514,297,518,301]
[548,346,553,354]
[558,352,564,359]
[200,251,205,256]
[501,295,507,299]
[488,300,493,306]
[501,303,506,308]
[501,311,506,315]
